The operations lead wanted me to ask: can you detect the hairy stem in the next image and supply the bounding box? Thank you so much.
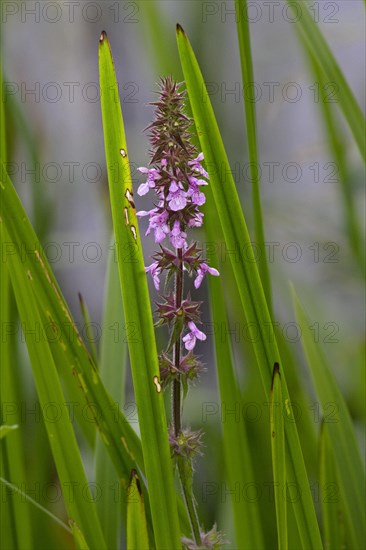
[172,248,201,545]
[172,248,183,436]
[178,460,202,545]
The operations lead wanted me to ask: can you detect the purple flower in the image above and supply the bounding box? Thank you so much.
[170,220,187,249]
[137,167,161,196]
[167,180,187,211]
[194,262,220,289]
[137,208,170,243]
[136,208,156,218]
[145,261,161,290]
[188,210,204,228]
[187,175,208,206]
[188,153,209,179]
[148,210,170,243]
[182,321,206,351]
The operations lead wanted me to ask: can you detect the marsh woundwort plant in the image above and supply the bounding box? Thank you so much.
[136,77,224,548]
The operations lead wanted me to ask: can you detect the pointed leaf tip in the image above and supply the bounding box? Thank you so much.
[176,23,185,34]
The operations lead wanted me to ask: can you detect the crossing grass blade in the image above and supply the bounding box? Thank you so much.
[292,287,366,549]
[176,25,323,549]
[99,31,181,549]
[1,226,107,550]
[0,477,73,534]
[319,422,346,550]
[234,0,272,313]
[270,364,287,550]
[286,0,366,162]
[127,470,150,550]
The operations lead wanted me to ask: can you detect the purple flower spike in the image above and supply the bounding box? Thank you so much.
[183,321,206,351]
[135,78,224,543]
[194,262,220,289]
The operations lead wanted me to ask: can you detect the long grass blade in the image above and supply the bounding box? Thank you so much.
[176,25,323,549]
[292,287,366,548]
[99,31,181,549]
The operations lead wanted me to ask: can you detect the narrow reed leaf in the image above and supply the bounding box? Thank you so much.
[270,363,287,550]
[0,477,73,535]
[176,25,323,549]
[287,0,366,162]
[292,287,366,548]
[127,470,150,550]
[235,0,272,313]
[99,31,181,549]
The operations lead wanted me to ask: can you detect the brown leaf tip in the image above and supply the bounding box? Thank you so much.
[176,23,185,34]
[129,469,142,495]
[99,30,107,43]
[271,361,280,390]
